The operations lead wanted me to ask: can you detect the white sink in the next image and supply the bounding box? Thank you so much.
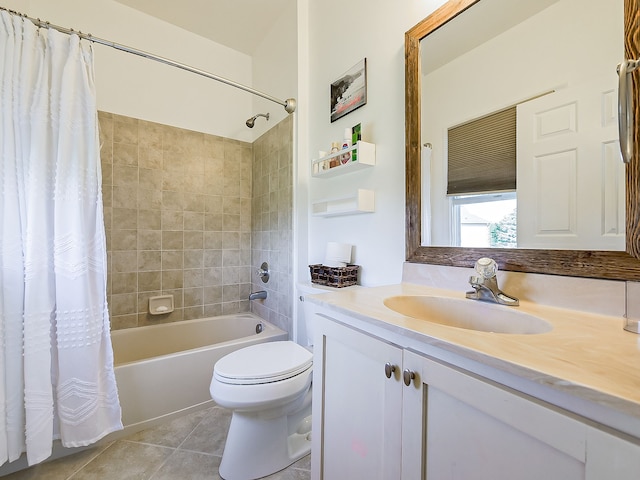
[383,295,552,335]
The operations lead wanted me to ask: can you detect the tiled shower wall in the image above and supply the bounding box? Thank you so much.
[250,115,294,334]
[99,112,254,330]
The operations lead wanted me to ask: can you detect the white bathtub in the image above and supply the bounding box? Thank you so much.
[111,312,288,434]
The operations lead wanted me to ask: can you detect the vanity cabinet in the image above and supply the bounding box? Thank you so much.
[311,314,404,479]
[404,350,640,479]
[312,312,640,480]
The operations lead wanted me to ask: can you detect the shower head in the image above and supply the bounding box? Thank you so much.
[246,112,270,128]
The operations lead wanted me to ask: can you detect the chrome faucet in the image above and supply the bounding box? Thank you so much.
[249,290,267,301]
[466,258,519,306]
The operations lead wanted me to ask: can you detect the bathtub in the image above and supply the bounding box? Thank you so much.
[111,312,288,434]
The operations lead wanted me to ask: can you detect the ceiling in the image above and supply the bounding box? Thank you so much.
[114,0,292,55]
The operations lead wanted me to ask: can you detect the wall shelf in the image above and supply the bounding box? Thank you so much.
[312,141,376,178]
[312,189,375,217]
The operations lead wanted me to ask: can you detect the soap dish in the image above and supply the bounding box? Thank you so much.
[149,295,174,315]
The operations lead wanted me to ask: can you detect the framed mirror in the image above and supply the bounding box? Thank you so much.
[405,0,640,281]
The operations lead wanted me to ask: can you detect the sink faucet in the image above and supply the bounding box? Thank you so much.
[466,258,519,306]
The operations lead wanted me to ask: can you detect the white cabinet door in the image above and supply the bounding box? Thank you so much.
[586,427,640,480]
[312,315,403,480]
[404,351,588,480]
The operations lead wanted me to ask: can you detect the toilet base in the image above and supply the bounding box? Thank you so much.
[218,389,312,480]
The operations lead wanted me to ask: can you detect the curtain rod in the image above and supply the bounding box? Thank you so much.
[0,7,297,114]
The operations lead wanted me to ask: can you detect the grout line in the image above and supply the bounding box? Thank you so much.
[66,441,116,480]
[119,439,176,451]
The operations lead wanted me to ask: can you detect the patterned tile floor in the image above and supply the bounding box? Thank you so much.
[2,406,311,480]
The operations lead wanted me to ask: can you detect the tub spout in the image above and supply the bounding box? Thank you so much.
[249,290,267,301]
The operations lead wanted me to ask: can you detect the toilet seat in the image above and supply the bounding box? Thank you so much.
[214,341,312,385]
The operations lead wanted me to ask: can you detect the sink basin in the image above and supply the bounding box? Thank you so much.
[383,295,552,334]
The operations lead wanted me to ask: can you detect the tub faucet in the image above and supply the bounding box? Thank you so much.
[466,258,519,306]
[249,290,267,301]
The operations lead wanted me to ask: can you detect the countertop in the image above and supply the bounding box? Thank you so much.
[306,282,640,438]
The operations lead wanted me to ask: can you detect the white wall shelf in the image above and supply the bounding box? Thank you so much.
[312,189,375,217]
[312,141,376,178]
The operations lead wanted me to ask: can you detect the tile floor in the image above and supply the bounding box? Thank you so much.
[2,406,311,480]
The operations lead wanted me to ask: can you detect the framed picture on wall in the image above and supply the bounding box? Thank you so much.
[330,58,367,122]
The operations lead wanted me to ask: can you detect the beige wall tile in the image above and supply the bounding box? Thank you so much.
[163,231,184,250]
[112,251,137,273]
[113,143,138,167]
[184,212,204,231]
[110,293,137,316]
[184,269,204,289]
[138,271,161,292]
[184,288,204,308]
[113,115,138,145]
[184,250,204,269]
[113,208,138,230]
[139,168,162,191]
[100,111,258,331]
[184,231,204,250]
[138,230,162,251]
[162,250,184,270]
[205,195,224,214]
[138,209,161,231]
[184,306,204,321]
[184,193,205,212]
[204,232,223,249]
[138,120,163,149]
[204,303,222,317]
[204,250,223,268]
[162,270,184,290]
[112,272,137,295]
[204,135,225,159]
[204,286,223,304]
[111,230,137,251]
[138,188,162,210]
[138,251,161,272]
[139,147,163,170]
[204,267,223,286]
[162,210,184,231]
[110,314,138,330]
[112,186,137,209]
[162,190,184,211]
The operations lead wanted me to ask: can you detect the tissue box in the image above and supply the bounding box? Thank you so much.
[309,264,359,288]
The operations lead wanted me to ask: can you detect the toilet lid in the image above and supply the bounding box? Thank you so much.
[214,341,313,385]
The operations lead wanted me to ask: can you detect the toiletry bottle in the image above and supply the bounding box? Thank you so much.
[351,124,361,162]
[341,128,352,164]
[330,142,340,168]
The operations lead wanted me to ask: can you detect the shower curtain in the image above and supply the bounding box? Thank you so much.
[0,12,122,466]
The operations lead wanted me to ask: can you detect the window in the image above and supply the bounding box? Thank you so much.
[451,192,517,248]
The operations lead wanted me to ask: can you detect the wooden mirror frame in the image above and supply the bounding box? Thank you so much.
[405,0,640,281]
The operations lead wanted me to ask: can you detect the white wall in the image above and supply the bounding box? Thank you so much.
[4,0,255,141]
[251,2,298,140]
[298,0,448,286]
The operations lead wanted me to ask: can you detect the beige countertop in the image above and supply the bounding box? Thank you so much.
[307,282,640,437]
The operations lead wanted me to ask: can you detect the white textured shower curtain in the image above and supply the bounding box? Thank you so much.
[0,12,122,466]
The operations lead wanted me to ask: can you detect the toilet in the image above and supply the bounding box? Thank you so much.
[209,283,326,480]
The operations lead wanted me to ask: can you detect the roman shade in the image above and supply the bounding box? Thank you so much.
[447,106,516,195]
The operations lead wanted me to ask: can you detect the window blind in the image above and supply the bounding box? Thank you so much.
[447,106,516,195]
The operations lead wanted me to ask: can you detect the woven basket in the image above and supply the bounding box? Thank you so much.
[309,264,359,288]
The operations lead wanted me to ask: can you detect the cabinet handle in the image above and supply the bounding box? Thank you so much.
[403,369,416,386]
[384,362,396,379]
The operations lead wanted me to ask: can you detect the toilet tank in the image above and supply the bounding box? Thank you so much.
[296,283,329,347]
